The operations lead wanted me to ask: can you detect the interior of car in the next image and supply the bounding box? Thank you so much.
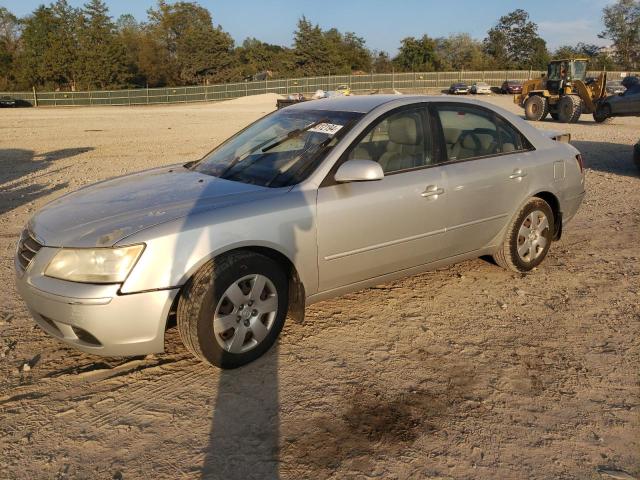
[348,111,430,172]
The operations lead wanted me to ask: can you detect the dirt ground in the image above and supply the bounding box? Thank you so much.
[0,93,638,480]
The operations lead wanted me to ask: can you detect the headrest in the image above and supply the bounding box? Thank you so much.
[461,134,477,150]
[443,128,461,144]
[461,132,495,151]
[388,116,419,145]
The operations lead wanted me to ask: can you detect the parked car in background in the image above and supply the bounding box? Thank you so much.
[501,80,523,94]
[0,96,17,107]
[470,82,492,94]
[449,83,470,94]
[15,95,585,369]
[594,76,640,122]
[335,84,352,96]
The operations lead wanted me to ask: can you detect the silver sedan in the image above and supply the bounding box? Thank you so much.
[15,96,586,368]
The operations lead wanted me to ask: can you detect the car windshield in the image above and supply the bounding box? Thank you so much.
[191,108,363,187]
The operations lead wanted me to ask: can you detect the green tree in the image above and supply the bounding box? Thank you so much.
[0,7,20,89]
[484,9,549,69]
[435,33,489,70]
[393,35,440,72]
[553,43,617,71]
[147,1,235,85]
[599,0,640,69]
[234,38,293,79]
[17,5,58,88]
[372,51,393,73]
[76,0,129,89]
[293,17,333,75]
[529,37,550,70]
[46,0,81,89]
[116,14,145,86]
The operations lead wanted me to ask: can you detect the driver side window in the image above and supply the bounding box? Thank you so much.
[347,107,432,174]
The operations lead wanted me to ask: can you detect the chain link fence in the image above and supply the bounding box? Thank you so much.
[1,70,635,107]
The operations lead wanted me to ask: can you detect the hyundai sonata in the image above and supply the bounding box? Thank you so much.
[15,95,585,368]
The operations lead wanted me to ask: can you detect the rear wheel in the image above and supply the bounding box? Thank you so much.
[494,198,554,272]
[524,95,549,121]
[557,95,583,123]
[177,251,288,368]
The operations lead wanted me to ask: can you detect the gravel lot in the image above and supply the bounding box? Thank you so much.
[1,93,638,480]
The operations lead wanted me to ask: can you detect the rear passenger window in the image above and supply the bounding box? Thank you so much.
[436,105,528,161]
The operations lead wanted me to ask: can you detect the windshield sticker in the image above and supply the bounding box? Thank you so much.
[308,123,343,135]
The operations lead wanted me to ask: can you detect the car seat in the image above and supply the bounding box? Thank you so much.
[378,115,425,172]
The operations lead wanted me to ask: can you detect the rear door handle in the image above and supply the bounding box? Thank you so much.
[421,185,445,198]
[509,169,527,179]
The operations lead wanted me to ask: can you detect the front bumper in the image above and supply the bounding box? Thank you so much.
[15,247,178,357]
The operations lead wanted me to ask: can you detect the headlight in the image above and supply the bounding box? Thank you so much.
[44,245,144,284]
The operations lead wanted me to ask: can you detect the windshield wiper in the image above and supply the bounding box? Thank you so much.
[261,118,330,153]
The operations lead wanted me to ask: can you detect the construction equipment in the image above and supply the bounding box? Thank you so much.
[515,59,607,123]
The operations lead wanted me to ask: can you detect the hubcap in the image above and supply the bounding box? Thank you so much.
[516,210,549,262]
[213,274,278,354]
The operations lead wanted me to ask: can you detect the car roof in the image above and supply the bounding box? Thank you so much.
[283,94,509,114]
[286,95,406,113]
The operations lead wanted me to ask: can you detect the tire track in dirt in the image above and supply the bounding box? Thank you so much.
[82,364,210,429]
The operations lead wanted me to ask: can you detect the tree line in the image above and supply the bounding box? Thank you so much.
[0,0,638,92]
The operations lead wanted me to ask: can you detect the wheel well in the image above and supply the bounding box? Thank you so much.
[167,246,306,332]
[534,191,562,240]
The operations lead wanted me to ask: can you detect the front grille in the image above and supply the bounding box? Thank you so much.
[16,229,43,271]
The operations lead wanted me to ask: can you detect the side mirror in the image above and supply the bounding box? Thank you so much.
[334,159,384,183]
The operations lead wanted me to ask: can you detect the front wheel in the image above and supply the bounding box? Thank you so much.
[593,104,611,123]
[177,251,288,368]
[524,95,549,121]
[493,198,554,272]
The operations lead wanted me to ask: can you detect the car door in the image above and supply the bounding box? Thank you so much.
[431,103,532,256]
[315,105,449,292]
[621,89,640,114]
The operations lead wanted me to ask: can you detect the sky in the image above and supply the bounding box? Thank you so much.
[1,0,615,53]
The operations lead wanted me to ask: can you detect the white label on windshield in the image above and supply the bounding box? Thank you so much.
[308,123,343,135]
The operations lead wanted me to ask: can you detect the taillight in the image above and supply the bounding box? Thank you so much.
[576,154,584,173]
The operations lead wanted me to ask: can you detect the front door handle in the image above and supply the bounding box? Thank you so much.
[509,169,527,179]
[421,185,445,198]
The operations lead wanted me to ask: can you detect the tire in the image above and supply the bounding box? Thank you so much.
[593,104,611,123]
[557,95,583,123]
[177,251,288,369]
[633,142,640,171]
[524,96,549,121]
[493,198,554,273]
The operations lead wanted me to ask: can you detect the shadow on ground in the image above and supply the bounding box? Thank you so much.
[201,347,279,480]
[572,140,639,177]
[0,147,92,216]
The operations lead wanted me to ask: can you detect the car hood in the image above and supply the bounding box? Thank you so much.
[29,165,285,247]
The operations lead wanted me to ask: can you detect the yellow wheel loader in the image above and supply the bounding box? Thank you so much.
[515,59,607,123]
